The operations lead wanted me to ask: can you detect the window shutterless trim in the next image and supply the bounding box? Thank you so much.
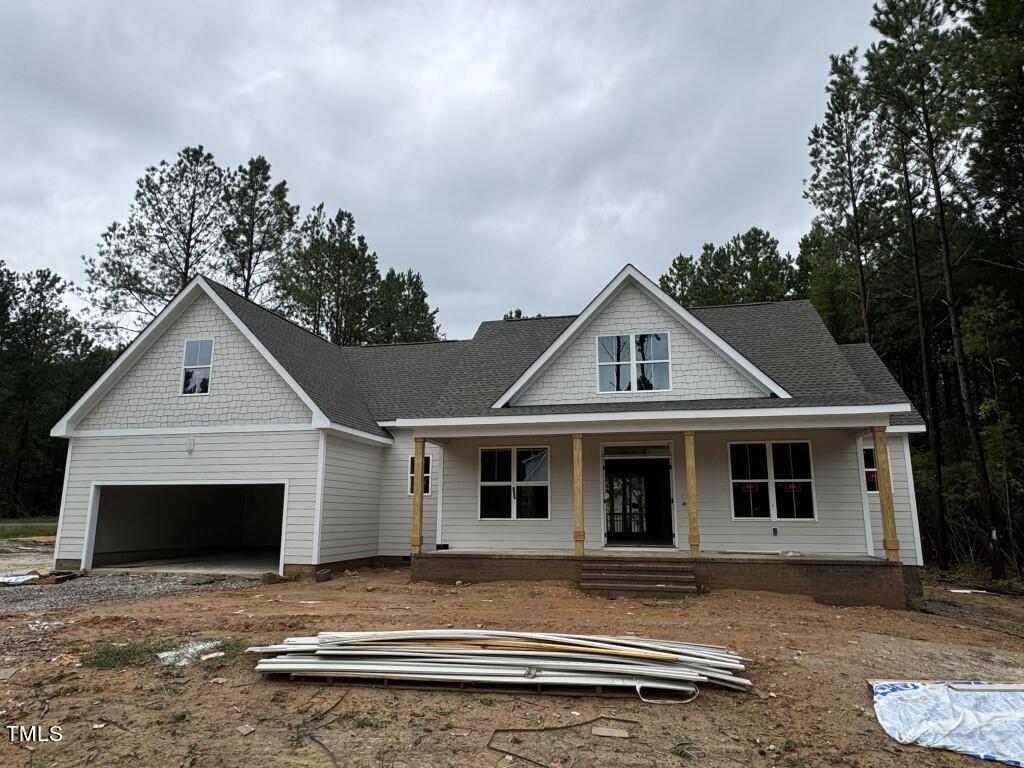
[407,454,432,496]
[727,440,818,522]
[595,331,672,395]
[180,338,214,397]
[477,445,551,521]
[861,445,879,494]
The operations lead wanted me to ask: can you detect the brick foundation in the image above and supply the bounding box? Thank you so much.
[412,552,910,609]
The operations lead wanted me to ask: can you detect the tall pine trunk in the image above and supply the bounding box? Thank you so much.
[921,111,1004,579]
[897,139,949,568]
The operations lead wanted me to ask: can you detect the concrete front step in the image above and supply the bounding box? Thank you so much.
[581,571,696,583]
[578,581,699,596]
[580,561,695,573]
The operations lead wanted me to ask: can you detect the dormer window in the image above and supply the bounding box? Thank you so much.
[597,332,670,393]
[182,339,213,395]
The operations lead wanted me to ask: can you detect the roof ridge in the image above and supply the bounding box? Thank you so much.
[345,338,470,350]
[688,298,811,310]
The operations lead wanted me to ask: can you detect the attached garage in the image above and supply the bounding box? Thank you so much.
[86,483,285,574]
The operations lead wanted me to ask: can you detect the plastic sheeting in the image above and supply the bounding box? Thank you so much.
[871,680,1024,766]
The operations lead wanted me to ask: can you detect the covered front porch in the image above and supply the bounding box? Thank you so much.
[402,418,919,607]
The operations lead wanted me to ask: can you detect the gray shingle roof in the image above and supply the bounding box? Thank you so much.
[839,343,925,428]
[205,278,917,436]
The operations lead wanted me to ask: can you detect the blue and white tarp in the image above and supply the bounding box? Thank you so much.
[871,680,1024,766]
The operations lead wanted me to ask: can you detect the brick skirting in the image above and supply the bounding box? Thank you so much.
[411,552,916,609]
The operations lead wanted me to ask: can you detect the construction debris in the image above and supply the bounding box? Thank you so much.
[248,629,751,700]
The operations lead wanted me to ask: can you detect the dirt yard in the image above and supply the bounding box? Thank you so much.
[1,566,1022,768]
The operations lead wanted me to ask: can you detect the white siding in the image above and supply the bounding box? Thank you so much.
[436,428,921,563]
[319,434,384,563]
[515,283,766,406]
[55,431,321,565]
[377,430,439,557]
[78,293,311,430]
[862,433,922,565]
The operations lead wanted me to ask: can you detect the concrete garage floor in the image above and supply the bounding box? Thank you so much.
[92,551,278,577]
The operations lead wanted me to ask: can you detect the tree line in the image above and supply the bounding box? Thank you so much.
[658,0,1024,579]
[83,147,440,345]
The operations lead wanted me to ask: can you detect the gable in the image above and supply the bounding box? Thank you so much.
[513,282,768,407]
[76,293,312,430]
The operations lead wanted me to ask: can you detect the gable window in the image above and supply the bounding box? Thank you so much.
[407,455,432,495]
[729,441,815,520]
[479,447,549,520]
[182,339,213,395]
[597,332,670,393]
[862,447,878,493]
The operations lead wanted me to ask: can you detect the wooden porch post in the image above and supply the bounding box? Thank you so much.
[410,436,425,555]
[572,434,585,556]
[872,426,901,562]
[683,431,700,557]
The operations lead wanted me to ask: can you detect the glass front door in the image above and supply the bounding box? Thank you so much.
[603,454,673,546]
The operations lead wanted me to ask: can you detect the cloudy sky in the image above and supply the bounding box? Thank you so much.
[1,1,879,339]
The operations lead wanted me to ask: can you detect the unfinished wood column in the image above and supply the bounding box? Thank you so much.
[410,436,426,555]
[683,431,700,557]
[572,434,585,556]
[872,426,901,562]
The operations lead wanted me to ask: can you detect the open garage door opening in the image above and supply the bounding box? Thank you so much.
[89,483,285,576]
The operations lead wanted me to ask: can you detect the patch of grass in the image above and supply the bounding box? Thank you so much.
[340,711,383,729]
[81,640,173,669]
[0,521,58,539]
[198,638,247,671]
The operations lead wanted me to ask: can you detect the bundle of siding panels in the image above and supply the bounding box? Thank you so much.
[248,629,750,699]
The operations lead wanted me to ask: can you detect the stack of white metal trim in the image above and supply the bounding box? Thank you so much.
[248,629,750,699]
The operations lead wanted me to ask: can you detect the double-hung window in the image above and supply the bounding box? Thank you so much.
[479,447,549,520]
[407,455,432,495]
[182,339,213,395]
[862,447,878,493]
[729,441,816,520]
[597,332,670,392]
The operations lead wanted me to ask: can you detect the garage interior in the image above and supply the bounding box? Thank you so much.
[90,484,284,575]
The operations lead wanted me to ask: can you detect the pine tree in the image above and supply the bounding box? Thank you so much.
[83,146,226,337]
[370,268,440,343]
[222,156,298,302]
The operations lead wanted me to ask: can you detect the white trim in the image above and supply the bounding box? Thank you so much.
[79,478,290,572]
[888,424,927,433]
[179,337,214,397]
[52,438,73,567]
[323,422,394,447]
[902,435,925,566]
[492,264,791,407]
[278,481,290,576]
[383,403,912,431]
[856,436,875,557]
[312,431,326,564]
[71,423,319,438]
[407,453,433,496]
[435,444,445,547]
[50,277,332,437]
[200,278,330,427]
[598,440,677,548]
[595,331,672,395]
[477,445,552,521]
[727,440,819,522]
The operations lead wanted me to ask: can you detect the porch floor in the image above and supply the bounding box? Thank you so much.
[424,549,888,564]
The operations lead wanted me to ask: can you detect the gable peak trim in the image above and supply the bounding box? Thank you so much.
[490,264,791,408]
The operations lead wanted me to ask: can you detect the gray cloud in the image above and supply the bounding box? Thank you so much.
[0,1,878,338]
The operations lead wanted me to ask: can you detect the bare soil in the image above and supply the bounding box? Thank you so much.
[1,566,1023,767]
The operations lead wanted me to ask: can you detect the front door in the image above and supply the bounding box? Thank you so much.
[604,457,673,546]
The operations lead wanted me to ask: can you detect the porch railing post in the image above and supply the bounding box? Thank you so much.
[572,433,585,556]
[410,436,425,555]
[872,426,901,562]
[683,431,700,557]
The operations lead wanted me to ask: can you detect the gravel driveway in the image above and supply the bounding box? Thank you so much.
[0,573,257,613]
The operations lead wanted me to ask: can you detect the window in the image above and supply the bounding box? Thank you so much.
[407,455,432,495]
[597,332,670,393]
[479,447,549,520]
[182,339,213,395]
[729,441,816,520]
[863,447,878,493]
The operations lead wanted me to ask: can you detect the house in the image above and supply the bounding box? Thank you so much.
[50,265,925,608]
